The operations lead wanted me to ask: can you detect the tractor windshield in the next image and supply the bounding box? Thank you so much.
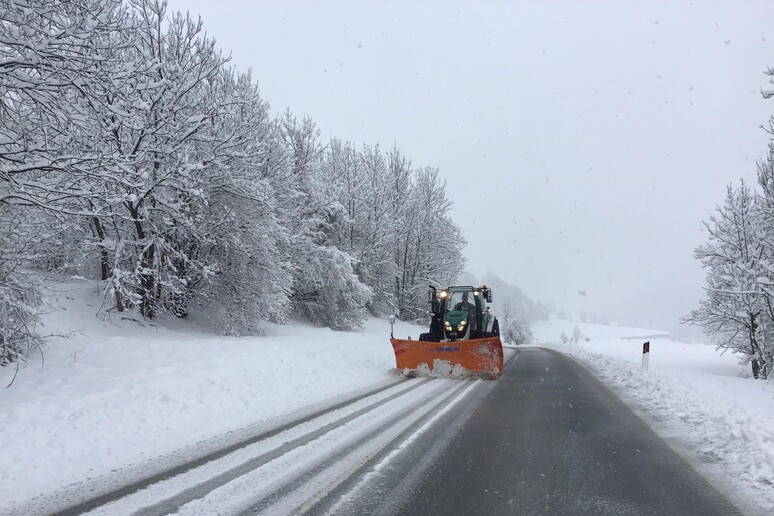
[446,291,471,311]
[446,290,478,329]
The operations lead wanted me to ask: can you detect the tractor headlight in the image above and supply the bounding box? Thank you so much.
[444,321,452,330]
[459,320,466,326]
[457,325,464,332]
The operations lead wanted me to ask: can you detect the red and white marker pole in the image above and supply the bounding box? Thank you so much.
[642,341,650,371]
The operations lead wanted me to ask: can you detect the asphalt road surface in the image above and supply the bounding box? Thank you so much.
[326,348,740,516]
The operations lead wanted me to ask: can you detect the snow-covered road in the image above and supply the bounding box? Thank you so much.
[4,283,768,515]
[43,376,484,516]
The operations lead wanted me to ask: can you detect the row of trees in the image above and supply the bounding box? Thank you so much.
[687,143,774,378]
[0,0,465,365]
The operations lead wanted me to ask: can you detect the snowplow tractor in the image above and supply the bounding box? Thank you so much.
[390,285,504,379]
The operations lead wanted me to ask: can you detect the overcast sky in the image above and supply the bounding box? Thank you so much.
[166,0,774,334]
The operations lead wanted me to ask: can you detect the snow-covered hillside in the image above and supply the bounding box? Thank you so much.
[535,318,774,515]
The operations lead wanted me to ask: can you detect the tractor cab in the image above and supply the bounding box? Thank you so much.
[429,285,495,341]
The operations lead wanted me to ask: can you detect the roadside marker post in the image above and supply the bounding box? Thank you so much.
[642,341,650,371]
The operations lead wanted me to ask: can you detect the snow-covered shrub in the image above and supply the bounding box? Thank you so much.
[291,245,373,331]
[500,297,533,345]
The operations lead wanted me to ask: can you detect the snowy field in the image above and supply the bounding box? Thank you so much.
[536,319,774,516]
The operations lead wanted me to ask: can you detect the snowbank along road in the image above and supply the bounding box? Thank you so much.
[24,347,740,516]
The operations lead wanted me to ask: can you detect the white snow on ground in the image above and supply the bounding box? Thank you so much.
[535,318,774,516]
[0,279,415,512]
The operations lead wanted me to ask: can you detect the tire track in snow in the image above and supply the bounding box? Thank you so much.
[64,377,455,516]
[161,379,470,515]
[127,378,439,516]
[52,377,411,516]
[242,380,479,515]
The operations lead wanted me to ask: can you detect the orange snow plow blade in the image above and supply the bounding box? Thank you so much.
[390,336,504,379]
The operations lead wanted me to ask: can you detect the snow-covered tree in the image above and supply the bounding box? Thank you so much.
[686,181,770,378]
[500,297,533,345]
[319,140,466,323]
[320,142,402,316]
[394,167,466,320]
[572,325,583,343]
[191,69,293,333]
[0,0,135,362]
[101,3,236,318]
[277,113,373,329]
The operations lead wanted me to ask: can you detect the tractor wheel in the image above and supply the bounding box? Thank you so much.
[493,318,500,337]
[419,332,439,342]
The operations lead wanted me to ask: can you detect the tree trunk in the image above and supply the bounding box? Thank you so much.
[127,202,156,319]
[91,217,111,281]
[114,288,125,313]
[139,243,156,318]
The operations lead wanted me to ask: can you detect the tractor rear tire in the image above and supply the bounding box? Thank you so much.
[493,319,500,337]
[419,332,440,342]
